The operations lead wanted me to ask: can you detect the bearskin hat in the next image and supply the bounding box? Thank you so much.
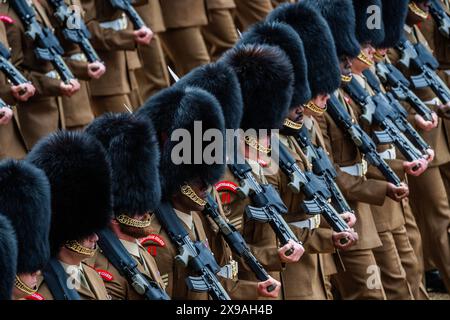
[86,113,161,217]
[0,160,51,273]
[238,21,311,107]
[0,214,18,300]
[26,131,112,256]
[220,44,294,130]
[378,0,409,48]
[267,3,341,97]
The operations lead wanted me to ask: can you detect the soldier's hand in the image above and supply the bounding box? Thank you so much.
[134,26,153,45]
[0,107,13,125]
[332,229,358,250]
[415,113,438,131]
[403,158,428,176]
[425,148,435,164]
[60,79,80,97]
[88,61,106,79]
[437,103,450,120]
[386,182,409,202]
[257,276,281,298]
[11,83,35,102]
[340,211,356,228]
[278,240,304,263]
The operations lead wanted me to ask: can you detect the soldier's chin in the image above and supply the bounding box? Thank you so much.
[119,223,153,239]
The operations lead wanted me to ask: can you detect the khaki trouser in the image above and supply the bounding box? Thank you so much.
[160,26,211,76]
[408,165,450,292]
[91,94,132,117]
[202,9,239,61]
[234,0,273,31]
[332,249,387,300]
[373,227,414,300]
[17,96,62,150]
[135,35,170,103]
[0,120,27,159]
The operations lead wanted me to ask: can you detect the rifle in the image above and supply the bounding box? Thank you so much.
[0,42,29,86]
[46,0,101,63]
[397,38,450,104]
[295,126,353,215]
[363,69,431,156]
[43,258,81,300]
[10,0,75,83]
[97,228,170,300]
[273,137,350,236]
[155,202,231,300]
[228,150,301,254]
[430,0,450,38]
[108,0,146,30]
[375,61,434,122]
[327,94,403,186]
[203,194,275,291]
[344,77,424,163]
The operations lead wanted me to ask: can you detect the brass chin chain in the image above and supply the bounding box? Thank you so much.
[116,214,151,228]
[373,51,385,61]
[181,185,207,206]
[284,118,303,130]
[357,51,374,67]
[409,2,429,19]
[65,240,96,257]
[244,135,272,154]
[15,275,37,296]
[305,101,327,115]
[341,74,353,83]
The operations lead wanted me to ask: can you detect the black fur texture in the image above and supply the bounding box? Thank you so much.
[86,113,162,217]
[0,160,51,273]
[0,214,17,300]
[378,0,409,48]
[353,0,385,47]
[304,0,361,58]
[267,3,341,97]
[26,131,112,256]
[175,61,244,130]
[138,86,226,198]
[220,44,294,130]
[238,21,312,107]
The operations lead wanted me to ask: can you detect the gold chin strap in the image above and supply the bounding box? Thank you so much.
[15,275,37,296]
[244,135,272,154]
[341,74,353,83]
[181,185,207,206]
[374,51,385,61]
[116,214,151,228]
[409,2,429,19]
[305,101,327,115]
[284,118,303,130]
[357,51,374,67]
[65,240,96,257]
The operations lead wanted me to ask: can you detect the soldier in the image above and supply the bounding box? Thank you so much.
[219,43,305,300]
[388,0,450,293]
[158,0,211,76]
[1,0,81,149]
[175,61,282,299]
[241,18,356,300]
[416,0,450,293]
[0,160,51,300]
[0,214,18,300]
[85,113,166,299]
[81,0,152,115]
[234,0,273,31]
[0,19,33,159]
[27,131,112,300]
[136,85,228,299]
[134,0,170,102]
[43,0,106,131]
[202,0,239,61]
